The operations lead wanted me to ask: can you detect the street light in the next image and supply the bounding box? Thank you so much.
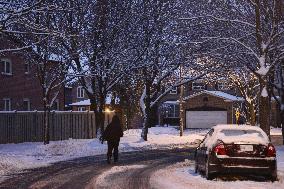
[105,108,111,113]
[103,108,115,124]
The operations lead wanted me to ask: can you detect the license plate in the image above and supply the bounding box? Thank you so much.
[240,145,253,151]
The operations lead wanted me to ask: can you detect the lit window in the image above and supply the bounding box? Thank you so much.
[3,98,11,111]
[192,82,205,90]
[163,103,180,118]
[170,86,177,94]
[1,59,12,75]
[78,107,86,111]
[23,99,30,111]
[77,86,85,98]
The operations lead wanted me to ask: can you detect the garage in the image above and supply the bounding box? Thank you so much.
[182,90,244,128]
[186,110,227,129]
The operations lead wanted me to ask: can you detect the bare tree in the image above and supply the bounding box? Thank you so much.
[0,0,62,53]
[180,0,284,136]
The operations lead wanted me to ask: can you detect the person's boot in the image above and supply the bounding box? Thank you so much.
[107,155,111,164]
[114,153,118,164]
[114,158,118,164]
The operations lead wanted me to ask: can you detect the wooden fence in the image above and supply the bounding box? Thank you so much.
[0,111,96,144]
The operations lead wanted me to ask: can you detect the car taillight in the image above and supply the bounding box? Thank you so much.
[214,143,226,155]
[267,144,276,157]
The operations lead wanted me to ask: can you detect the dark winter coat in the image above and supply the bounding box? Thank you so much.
[102,115,123,142]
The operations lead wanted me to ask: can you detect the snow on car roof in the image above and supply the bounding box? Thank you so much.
[213,124,266,132]
[204,125,269,149]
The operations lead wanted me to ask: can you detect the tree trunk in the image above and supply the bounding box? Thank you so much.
[141,114,150,141]
[97,111,105,135]
[141,83,151,141]
[281,110,284,145]
[259,82,270,138]
[43,106,50,145]
[249,103,256,126]
[280,92,284,145]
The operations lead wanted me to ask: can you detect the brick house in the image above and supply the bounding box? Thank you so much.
[0,52,66,111]
[158,79,238,126]
[67,81,90,111]
[67,79,119,111]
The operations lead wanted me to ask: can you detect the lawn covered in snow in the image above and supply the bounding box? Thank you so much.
[151,146,284,189]
[0,127,206,182]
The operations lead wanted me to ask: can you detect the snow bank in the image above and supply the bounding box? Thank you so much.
[271,127,282,136]
[151,146,284,189]
[93,164,146,188]
[0,127,205,182]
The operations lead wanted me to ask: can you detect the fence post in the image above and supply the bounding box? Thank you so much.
[33,110,37,142]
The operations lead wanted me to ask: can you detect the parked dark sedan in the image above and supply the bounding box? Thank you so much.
[194,125,277,181]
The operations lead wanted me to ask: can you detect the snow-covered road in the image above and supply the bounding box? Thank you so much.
[0,127,206,182]
[0,126,283,189]
[0,148,193,189]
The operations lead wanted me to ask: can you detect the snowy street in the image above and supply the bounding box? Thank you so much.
[0,127,205,183]
[0,127,283,189]
[1,145,284,189]
[0,148,194,189]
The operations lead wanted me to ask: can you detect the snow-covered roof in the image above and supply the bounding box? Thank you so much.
[163,100,179,105]
[69,99,91,106]
[271,96,280,101]
[69,95,116,106]
[185,90,244,102]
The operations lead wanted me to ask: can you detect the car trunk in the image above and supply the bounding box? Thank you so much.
[224,143,267,158]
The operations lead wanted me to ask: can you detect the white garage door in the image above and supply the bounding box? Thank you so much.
[186,111,227,129]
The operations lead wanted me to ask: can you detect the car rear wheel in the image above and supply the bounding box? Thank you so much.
[194,161,199,173]
[270,169,278,182]
[205,158,213,180]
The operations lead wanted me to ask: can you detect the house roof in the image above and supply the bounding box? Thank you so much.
[184,90,244,102]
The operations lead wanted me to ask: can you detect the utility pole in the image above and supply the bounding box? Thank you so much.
[179,65,184,136]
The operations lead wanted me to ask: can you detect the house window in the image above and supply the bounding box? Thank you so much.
[1,59,12,75]
[218,82,230,90]
[3,98,11,111]
[24,62,30,74]
[51,99,59,110]
[164,104,180,118]
[23,99,31,111]
[78,107,86,111]
[170,86,177,94]
[77,86,85,98]
[192,82,206,90]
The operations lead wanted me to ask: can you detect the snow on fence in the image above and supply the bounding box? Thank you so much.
[0,111,96,144]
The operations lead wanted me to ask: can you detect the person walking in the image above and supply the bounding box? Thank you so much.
[100,115,123,164]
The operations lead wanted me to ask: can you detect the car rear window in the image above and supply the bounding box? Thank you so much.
[220,129,264,138]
